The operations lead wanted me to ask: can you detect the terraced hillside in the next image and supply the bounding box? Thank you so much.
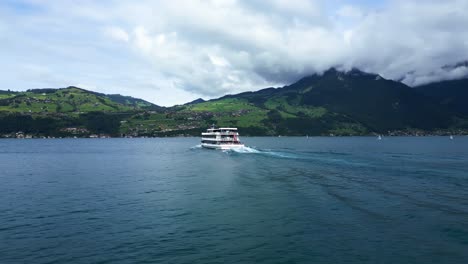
[1,69,468,138]
[0,87,157,113]
[174,68,468,136]
[0,87,164,138]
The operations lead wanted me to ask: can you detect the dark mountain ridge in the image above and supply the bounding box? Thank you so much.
[1,68,468,137]
[415,78,468,115]
[183,98,206,105]
[203,68,462,133]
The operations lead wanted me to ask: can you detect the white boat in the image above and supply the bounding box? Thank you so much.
[201,126,244,150]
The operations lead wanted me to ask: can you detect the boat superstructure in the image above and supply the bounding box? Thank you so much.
[201,127,244,149]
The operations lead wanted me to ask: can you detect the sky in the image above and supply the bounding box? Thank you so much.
[1,0,468,106]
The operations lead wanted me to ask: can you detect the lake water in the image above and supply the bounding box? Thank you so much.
[1,137,468,263]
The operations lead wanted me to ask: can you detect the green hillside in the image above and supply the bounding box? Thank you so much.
[1,70,468,138]
[0,87,157,114]
[174,68,467,136]
[0,87,164,138]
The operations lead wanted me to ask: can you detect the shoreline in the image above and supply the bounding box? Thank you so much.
[2,134,467,139]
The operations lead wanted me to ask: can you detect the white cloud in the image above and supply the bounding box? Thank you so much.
[403,65,468,86]
[343,0,468,85]
[104,26,129,42]
[133,26,152,52]
[337,5,363,19]
[1,0,468,106]
[209,55,230,67]
[270,0,322,16]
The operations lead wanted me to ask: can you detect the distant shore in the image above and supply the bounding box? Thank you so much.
[2,132,468,139]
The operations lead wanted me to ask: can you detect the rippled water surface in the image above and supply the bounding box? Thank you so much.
[1,137,468,263]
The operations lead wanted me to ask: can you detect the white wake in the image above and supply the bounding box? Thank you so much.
[227,146,261,153]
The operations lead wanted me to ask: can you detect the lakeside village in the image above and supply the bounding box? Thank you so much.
[3,128,468,139]
[2,107,468,138]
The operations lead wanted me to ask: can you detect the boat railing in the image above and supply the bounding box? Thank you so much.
[202,132,239,136]
[201,137,240,141]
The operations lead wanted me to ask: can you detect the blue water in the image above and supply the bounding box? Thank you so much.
[1,137,468,263]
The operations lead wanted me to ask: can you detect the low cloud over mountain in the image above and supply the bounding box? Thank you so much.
[1,0,468,105]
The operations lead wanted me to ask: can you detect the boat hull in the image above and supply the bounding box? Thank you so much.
[201,143,245,150]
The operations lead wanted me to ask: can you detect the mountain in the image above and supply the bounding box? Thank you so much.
[0,87,163,137]
[0,86,160,113]
[415,78,468,115]
[1,70,467,138]
[181,68,463,135]
[91,92,161,110]
[184,98,206,105]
